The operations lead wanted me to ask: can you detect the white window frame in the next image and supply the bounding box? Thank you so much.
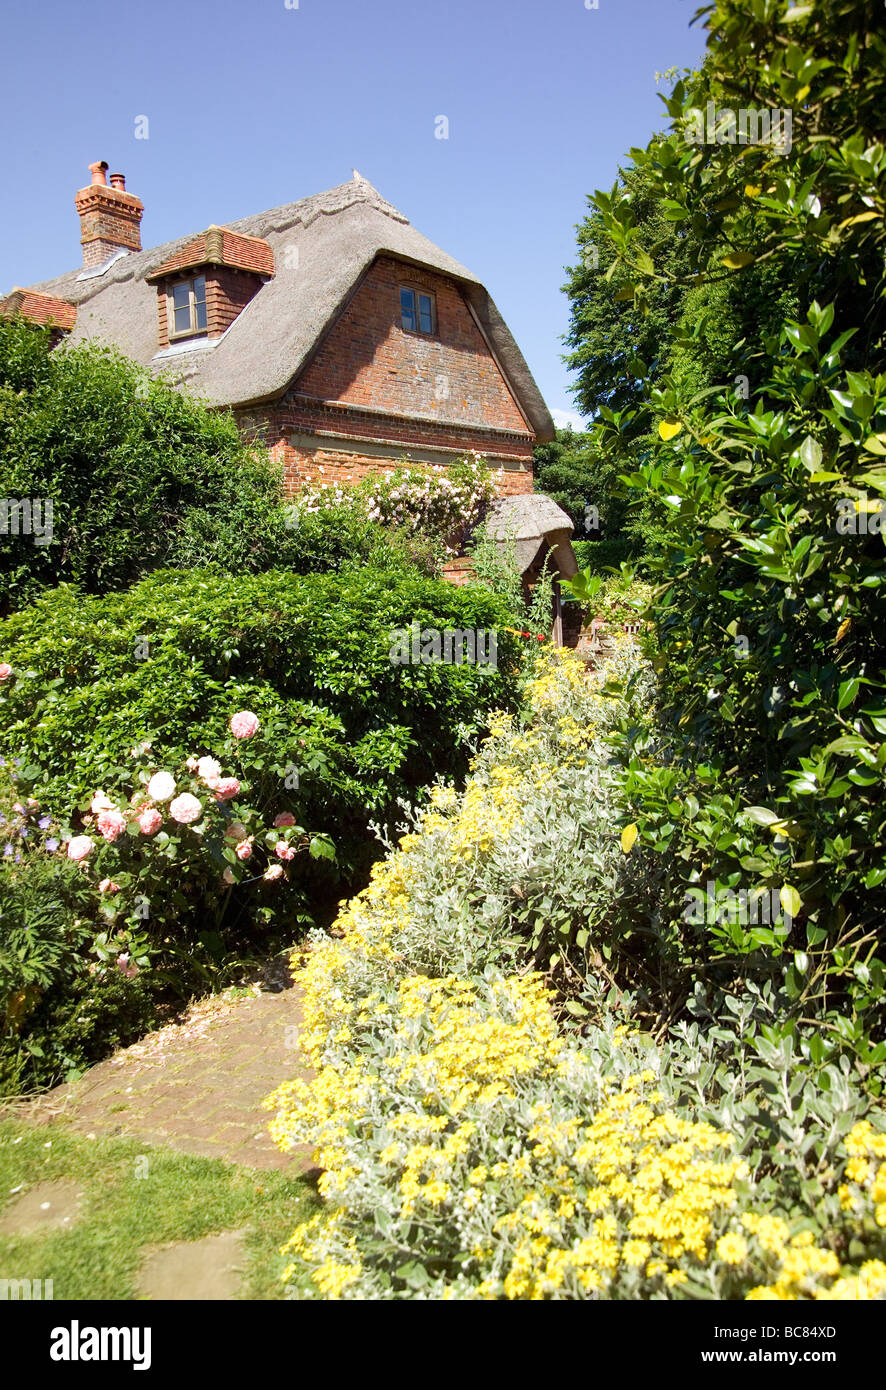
[167,275,208,340]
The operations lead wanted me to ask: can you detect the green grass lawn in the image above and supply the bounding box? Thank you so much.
[0,1117,319,1299]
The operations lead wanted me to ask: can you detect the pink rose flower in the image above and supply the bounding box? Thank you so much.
[197,756,221,781]
[97,808,127,842]
[116,952,139,980]
[222,867,236,885]
[147,771,176,802]
[235,839,253,861]
[186,757,199,772]
[213,777,240,802]
[230,710,260,740]
[275,840,296,861]
[98,878,120,894]
[224,822,248,843]
[273,812,297,828]
[169,793,202,825]
[138,807,163,836]
[0,663,11,681]
[264,864,284,881]
[66,835,94,861]
[90,791,116,814]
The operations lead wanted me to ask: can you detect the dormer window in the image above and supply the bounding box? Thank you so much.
[400,287,436,335]
[168,276,207,339]
[148,226,274,354]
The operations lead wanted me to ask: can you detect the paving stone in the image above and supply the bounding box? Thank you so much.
[0,1181,85,1237]
[136,1230,246,1300]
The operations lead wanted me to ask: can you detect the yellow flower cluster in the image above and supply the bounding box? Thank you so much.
[721,1122,886,1300]
[840,1119,886,1226]
[485,1074,745,1299]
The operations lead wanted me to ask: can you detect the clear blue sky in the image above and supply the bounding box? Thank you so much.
[0,0,704,428]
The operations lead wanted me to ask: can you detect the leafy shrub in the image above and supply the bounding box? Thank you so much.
[0,567,523,878]
[170,487,442,579]
[562,0,886,1062]
[0,319,294,612]
[326,641,651,995]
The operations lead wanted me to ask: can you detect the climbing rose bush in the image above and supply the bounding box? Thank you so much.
[299,454,497,550]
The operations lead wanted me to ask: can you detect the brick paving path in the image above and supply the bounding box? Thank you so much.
[24,981,314,1172]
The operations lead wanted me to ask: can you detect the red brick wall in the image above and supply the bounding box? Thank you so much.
[234,254,538,499]
[236,402,535,499]
[208,268,261,337]
[295,256,531,433]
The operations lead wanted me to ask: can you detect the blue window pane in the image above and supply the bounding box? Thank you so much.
[400,287,416,331]
[418,294,434,333]
[172,282,190,310]
[174,304,191,333]
[193,278,207,331]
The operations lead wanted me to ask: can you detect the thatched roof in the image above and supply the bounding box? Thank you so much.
[486,494,578,578]
[17,174,554,438]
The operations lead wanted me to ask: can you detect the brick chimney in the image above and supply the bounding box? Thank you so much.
[74,161,144,269]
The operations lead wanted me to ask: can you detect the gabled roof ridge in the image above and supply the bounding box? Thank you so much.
[21,176,409,302]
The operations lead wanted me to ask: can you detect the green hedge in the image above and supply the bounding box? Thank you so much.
[0,567,522,859]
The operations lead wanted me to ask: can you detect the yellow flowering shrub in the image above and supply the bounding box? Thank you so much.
[266,642,886,1300]
[270,945,886,1300]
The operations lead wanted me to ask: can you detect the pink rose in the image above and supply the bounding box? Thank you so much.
[213,777,240,802]
[147,771,176,802]
[197,756,221,781]
[116,952,139,980]
[169,793,202,825]
[275,840,296,861]
[230,710,260,740]
[224,822,248,843]
[90,791,116,814]
[138,807,163,836]
[97,808,126,842]
[222,867,236,885]
[66,835,94,861]
[264,864,284,881]
[273,812,297,828]
[235,839,253,861]
[186,757,199,772]
[98,878,120,894]
[0,663,11,681]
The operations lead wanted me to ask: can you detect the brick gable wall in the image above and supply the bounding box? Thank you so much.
[236,255,536,498]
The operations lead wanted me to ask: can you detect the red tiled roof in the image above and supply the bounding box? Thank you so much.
[146,226,274,282]
[0,288,77,331]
